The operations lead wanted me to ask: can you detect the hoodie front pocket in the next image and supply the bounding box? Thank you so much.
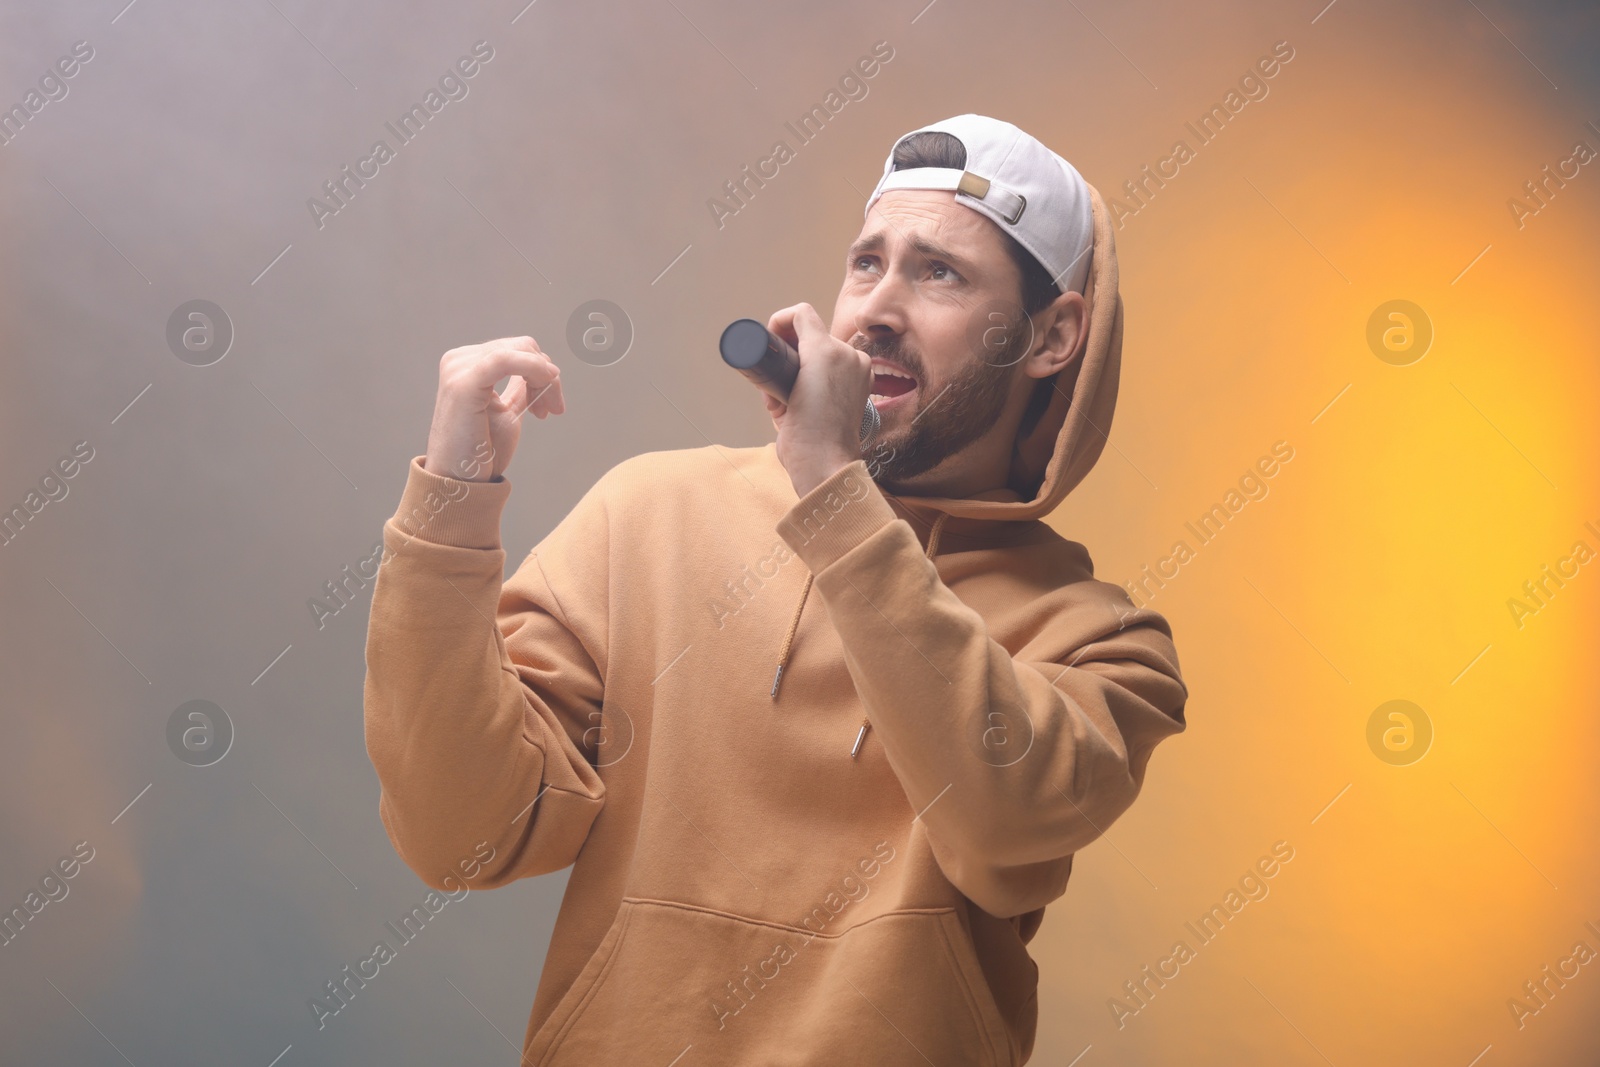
[532,897,1012,1067]
[523,899,636,1067]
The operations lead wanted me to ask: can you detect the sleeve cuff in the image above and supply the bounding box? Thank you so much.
[387,454,512,550]
[776,459,899,571]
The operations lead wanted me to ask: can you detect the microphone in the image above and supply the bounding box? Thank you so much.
[719,319,881,445]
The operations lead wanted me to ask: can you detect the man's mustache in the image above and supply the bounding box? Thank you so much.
[851,333,923,379]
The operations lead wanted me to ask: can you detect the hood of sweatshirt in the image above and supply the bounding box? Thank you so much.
[889,179,1122,528]
[772,180,1123,705]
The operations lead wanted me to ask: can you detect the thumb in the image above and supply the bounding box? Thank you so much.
[494,374,529,418]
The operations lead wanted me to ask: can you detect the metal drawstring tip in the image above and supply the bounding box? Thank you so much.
[770,663,785,700]
[850,719,870,759]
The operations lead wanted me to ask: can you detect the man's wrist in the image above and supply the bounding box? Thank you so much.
[789,448,858,498]
[422,452,501,483]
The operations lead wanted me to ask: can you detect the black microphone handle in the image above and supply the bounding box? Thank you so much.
[718,319,881,445]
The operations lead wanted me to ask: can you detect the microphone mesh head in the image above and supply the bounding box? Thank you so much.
[859,401,881,443]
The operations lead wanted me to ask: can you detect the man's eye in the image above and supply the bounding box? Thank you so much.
[851,257,957,281]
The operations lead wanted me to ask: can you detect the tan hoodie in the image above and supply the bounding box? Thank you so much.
[364,181,1188,1066]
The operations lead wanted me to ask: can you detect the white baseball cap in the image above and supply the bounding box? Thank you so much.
[864,114,1095,297]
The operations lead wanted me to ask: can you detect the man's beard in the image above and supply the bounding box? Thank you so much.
[854,312,1029,488]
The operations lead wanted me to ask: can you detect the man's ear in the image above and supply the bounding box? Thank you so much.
[1023,290,1088,380]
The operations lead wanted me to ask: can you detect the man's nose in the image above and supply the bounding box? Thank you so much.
[854,272,911,336]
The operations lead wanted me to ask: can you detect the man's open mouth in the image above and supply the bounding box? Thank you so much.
[869,362,917,406]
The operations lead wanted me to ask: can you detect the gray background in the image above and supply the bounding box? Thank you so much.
[3,0,1598,1064]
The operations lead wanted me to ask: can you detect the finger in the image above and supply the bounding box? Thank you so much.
[472,336,545,383]
[527,385,551,419]
[526,376,563,418]
[493,373,528,414]
[486,334,544,355]
[795,304,843,368]
[790,302,825,343]
[766,303,807,351]
[473,348,559,395]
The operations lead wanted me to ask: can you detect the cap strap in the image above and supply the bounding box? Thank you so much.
[877,167,1027,225]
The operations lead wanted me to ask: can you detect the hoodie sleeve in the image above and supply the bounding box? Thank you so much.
[363,456,607,892]
[776,459,1188,920]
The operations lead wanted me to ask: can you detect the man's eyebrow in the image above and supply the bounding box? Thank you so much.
[846,230,977,272]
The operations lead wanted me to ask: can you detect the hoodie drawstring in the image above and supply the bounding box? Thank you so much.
[770,571,813,700]
[771,510,951,759]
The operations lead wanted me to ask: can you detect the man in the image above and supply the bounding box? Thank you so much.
[364,113,1188,1065]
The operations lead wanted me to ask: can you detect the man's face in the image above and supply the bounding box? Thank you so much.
[832,189,1037,490]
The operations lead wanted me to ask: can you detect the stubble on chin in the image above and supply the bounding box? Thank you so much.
[868,358,1015,485]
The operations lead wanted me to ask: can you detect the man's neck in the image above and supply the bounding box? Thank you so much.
[878,438,1013,499]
